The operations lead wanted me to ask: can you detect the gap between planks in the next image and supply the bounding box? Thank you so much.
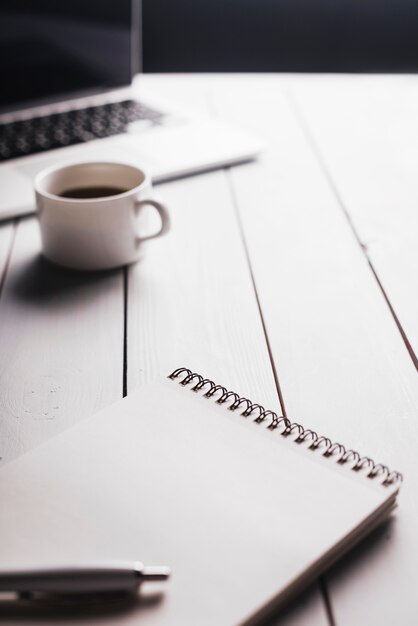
[0,219,18,303]
[285,89,417,372]
[225,169,288,419]
[225,163,335,626]
[211,75,418,626]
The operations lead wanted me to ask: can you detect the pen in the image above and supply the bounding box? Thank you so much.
[0,561,171,597]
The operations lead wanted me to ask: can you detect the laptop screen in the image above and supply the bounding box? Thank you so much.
[0,1,139,113]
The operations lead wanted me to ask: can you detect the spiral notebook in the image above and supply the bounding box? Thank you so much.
[0,368,401,625]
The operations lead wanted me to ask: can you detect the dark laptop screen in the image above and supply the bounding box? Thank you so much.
[0,1,139,113]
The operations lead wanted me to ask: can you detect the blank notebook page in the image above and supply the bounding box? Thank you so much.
[0,378,395,625]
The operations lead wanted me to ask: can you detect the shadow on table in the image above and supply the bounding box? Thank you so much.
[260,583,323,626]
[9,254,124,306]
[320,517,395,603]
[0,590,164,622]
[261,518,394,625]
[0,587,321,626]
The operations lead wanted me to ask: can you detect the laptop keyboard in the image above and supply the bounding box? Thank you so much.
[0,100,164,162]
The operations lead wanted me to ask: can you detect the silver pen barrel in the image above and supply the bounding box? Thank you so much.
[0,561,170,595]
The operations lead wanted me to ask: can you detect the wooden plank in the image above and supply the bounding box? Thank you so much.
[127,170,279,411]
[280,75,418,624]
[128,77,330,626]
[208,75,418,626]
[0,217,124,464]
[130,79,280,405]
[289,74,418,363]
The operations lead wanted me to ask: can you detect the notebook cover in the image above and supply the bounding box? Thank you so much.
[0,374,399,625]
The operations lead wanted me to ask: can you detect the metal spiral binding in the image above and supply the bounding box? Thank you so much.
[168,367,403,487]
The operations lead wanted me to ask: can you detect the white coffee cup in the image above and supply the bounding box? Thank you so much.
[35,161,170,270]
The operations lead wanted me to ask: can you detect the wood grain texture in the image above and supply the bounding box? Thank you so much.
[0,217,124,464]
[127,169,279,414]
[205,75,418,626]
[289,75,418,364]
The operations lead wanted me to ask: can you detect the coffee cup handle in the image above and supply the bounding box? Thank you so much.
[134,198,170,244]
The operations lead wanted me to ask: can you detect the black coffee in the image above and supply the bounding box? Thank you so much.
[59,186,127,199]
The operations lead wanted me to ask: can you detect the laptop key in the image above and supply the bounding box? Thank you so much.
[0,100,164,161]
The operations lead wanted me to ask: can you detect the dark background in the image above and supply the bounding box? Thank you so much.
[142,0,418,72]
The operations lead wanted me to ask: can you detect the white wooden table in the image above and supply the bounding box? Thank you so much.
[0,74,417,625]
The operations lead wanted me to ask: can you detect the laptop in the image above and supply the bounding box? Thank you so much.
[0,1,262,221]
